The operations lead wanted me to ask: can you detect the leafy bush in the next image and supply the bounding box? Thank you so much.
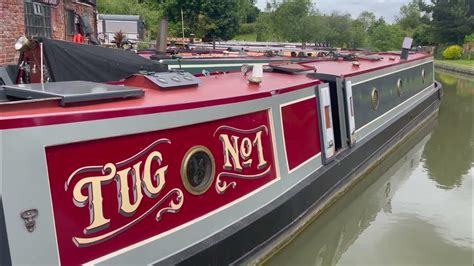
[137,42,151,50]
[239,23,256,35]
[464,34,474,42]
[442,45,463,59]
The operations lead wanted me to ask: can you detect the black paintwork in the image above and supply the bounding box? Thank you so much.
[157,86,441,266]
[352,62,434,129]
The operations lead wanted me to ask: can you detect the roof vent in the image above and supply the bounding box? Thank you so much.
[124,71,201,89]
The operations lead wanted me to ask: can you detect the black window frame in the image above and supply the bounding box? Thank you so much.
[66,9,76,36]
[24,0,52,38]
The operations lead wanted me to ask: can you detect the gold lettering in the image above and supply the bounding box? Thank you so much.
[115,162,143,216]
[253,131,268,169]
[240,137,253,168]
[219,134,242,171]
[142,151,168,198]
[72,163,116,234]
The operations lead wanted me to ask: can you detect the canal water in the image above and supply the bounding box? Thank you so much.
[265,70,473,266]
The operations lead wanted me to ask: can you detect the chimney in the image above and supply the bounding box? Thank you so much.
[157,18,168,53]
[400,37,413,60]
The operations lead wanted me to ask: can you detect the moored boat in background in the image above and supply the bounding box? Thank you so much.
[0,37,441,265]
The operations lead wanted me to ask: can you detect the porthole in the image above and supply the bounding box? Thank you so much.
[371,88,379,110]
[397,78,403,97]
[421,69,425,83]
[181,146,215,195]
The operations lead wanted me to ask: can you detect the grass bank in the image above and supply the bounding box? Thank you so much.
[232,33,257,41]
[436,60,473,70]
[435,60,473,76]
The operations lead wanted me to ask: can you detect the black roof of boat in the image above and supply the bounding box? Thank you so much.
[39,38,168,83]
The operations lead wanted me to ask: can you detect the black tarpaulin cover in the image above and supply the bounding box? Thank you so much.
[41,38,168,82]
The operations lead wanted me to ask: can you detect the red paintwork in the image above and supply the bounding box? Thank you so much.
[281,97,321,171]
[0,72,321,130]
[45,110,277,265]
[301,53,431,78]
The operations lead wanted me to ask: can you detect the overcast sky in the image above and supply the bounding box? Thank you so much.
[255,0,412,23]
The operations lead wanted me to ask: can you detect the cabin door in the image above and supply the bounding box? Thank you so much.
[318,84,336,162]
[345,80,356,146]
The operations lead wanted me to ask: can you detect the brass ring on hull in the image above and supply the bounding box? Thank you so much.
[397,78,403,97]
[181,146,215,195]
[371,88,379,110]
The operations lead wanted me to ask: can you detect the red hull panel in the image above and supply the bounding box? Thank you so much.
[281,97,321,171]
[45,110,277,265]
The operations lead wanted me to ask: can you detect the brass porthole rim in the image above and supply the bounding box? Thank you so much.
[397,78,403,97]
[371,88,379,110]
[181,145,215,195]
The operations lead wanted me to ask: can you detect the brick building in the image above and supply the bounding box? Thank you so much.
[0,0,97,65]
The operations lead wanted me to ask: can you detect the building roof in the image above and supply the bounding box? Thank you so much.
[98,14,142,21]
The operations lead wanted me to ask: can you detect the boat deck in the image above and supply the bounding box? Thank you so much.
[301,52,430,77]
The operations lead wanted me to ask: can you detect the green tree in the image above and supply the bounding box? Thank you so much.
[350,20,368,48]
[163,0,241,41]
[396,0,425,30]
[369,22,405,51]
[356,11,377,32]
[320,13,354,47]
[419,0,474,44]
[237,0,260,23]
[412,24,435,45]
[272,0,313,42]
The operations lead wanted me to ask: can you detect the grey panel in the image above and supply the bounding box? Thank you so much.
[3,81,144,106]
[350,61,434,129]
[144,72,200,89]
[0,65,17,86]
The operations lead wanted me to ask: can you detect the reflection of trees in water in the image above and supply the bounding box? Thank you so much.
[422,72,473,189]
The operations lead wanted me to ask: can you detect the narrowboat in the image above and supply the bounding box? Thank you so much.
[155,56,317,75]
[0,37,441,265]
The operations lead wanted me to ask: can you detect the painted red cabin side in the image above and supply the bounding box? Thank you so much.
[46,110,278,265]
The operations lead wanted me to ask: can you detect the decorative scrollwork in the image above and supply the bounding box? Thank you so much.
[72,188,184,247]
[215,166,272,194]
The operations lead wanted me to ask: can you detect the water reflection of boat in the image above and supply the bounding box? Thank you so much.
[266,120,435,266]
[0,37,442,265]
